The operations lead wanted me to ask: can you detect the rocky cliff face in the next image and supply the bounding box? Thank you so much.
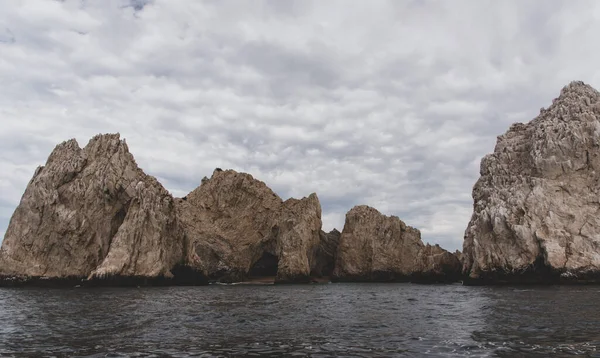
[463,81,600,284]
[332,206,461,282]
[0,133,461,286]
[175,169,323,284]
[0,134,190,285]
[275,195,323,283]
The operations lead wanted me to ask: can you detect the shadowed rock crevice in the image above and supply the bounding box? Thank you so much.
[104,203,130,259]
[110,205,128,240]
[311,229,341,277]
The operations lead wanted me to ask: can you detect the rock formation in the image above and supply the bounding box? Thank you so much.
[332,206,461,283]
[275,194,323,283]
[0,133,461,286]
[175,169,323,284]
[0,134,194,286]
[463,81,600,284]
[412,244,462,283]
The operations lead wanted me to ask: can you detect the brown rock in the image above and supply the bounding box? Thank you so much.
[412,244,462,283]
[463,81,600,284]
[274,194,322,283]
[176,169,323,284]
[0,134,193,285]
[332,205,460,282]
[0,133,460,286]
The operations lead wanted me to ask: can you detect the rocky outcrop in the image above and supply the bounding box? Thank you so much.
[0,133,462,286]
[175,169,323,284]
[332,206,461,283]
[0,134,196,286]
[412,244,462,283]
[463,81,600,284]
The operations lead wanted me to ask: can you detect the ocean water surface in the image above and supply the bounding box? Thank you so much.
[0,283,599,357]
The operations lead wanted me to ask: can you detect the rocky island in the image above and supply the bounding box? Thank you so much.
[0,134,459,286]
[4,81,600,287]
[462,81,600,284]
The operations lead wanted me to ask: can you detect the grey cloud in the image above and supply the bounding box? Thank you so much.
[126,0,154,11]
[235,41,342,97]
[0,28,15,44]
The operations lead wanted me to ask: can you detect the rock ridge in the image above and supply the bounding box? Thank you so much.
[0,133,461,286]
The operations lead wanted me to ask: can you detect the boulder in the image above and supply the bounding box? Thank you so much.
[463,81,600,284]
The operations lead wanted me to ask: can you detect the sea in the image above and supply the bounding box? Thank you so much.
[0,283,599,357]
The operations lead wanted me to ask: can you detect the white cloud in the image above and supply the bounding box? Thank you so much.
[2,0,600,251]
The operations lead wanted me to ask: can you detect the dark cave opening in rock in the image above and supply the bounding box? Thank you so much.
[171,264,209,285]
[248,252,279,277]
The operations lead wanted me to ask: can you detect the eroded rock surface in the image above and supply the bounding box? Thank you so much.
[412,244,462,283]
[332,206,461,282]
[0,133,460,286]
[176,169,323,283]
[275,194,322,283]
[0,134,190,285]
[463,81,600,284]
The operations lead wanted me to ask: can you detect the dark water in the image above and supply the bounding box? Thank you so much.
[0,284,599,357]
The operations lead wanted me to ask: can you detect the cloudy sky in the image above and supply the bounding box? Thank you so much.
[1,0,599,251]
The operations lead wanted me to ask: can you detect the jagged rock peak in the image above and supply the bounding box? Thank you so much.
[48,133,130,158]
[558,80,599,98]
[0,132,187,285]
[463,81,600,284]
[533,80,599,121]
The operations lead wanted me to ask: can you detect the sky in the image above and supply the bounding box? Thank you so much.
[1,0,600,251]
